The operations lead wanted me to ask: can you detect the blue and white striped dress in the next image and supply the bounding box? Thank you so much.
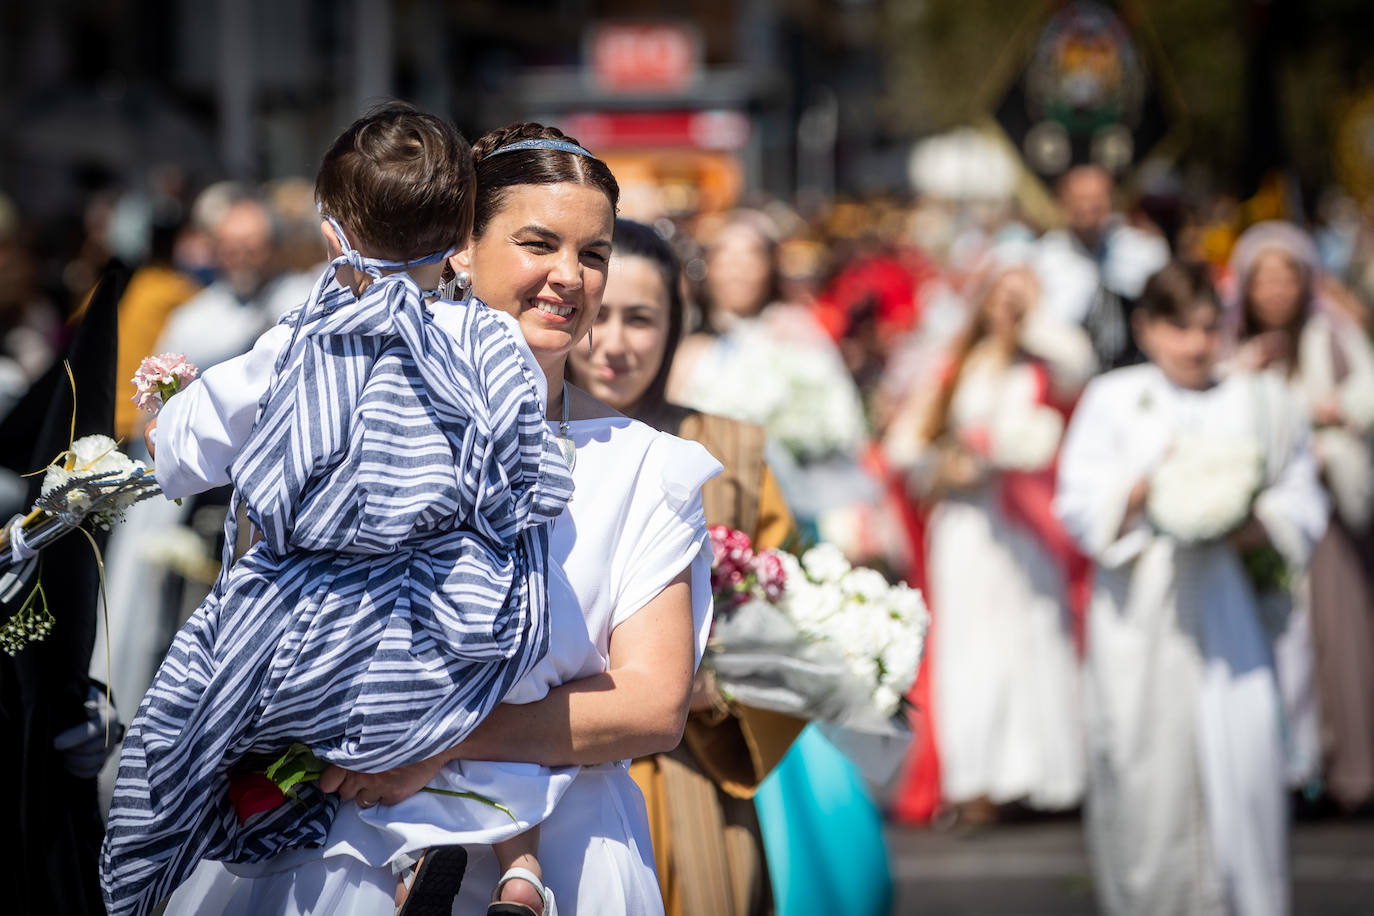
[101,272,574,916]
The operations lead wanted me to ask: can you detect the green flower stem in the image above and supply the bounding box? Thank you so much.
[260,743,518,825]
[417,786,519,824]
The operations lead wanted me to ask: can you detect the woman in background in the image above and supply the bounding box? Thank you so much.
[1229,221,1374,808]
[883,252,1092,824]
[668,209,872,534]
[570,217,892,916]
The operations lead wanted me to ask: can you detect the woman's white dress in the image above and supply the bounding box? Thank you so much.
[142,303,722,916]
[1055,364,1328,916]
[910,353,1084,809]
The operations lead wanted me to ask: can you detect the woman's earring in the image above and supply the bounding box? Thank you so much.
[454,270,472,298]
[439,267,471,300]
[588,327,594,356]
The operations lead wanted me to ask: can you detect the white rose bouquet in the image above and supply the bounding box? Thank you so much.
[988,404,1065,472]
[680,322,867,463]
[1146,433,1266,544]
[704,527,929,728]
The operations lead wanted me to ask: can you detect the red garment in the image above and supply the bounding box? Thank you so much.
[888,478,942,824]
[885,359,1089,824]
[813,249,936,342]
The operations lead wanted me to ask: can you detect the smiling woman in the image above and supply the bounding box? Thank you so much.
[454,125,619,389]
[151,121,724,916]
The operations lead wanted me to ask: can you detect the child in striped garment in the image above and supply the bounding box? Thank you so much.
[102,105,571,916]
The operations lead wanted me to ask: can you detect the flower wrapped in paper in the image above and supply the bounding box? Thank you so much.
[1,430,159,653]
[703,527,929,786]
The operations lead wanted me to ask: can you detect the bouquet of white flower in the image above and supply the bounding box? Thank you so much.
[1,433,159,654]
[988,404,1065,472]
[705,528,928,728]
[680,320,867,463]
[1146,434,1266,544]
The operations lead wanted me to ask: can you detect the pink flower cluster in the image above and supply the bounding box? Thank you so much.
[708,525,787,612]
[132,353,199,414]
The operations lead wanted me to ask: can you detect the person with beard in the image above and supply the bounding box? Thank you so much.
[153,194,315,374]
[1034,165,1170,373]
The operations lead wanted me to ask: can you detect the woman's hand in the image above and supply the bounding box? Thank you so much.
[319,752,451,807]
[935,439,984,492]
[1312,394,1344,428]
[143,417,158,458]
[1229,514,1272,552]
[688,668,729,718]
[1119,476,1151,536]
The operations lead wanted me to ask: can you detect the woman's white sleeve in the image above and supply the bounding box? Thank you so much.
[1054,377,1152,567]
[609,434,723,665]
[153,325,290,499]
[1253,380,1330,569]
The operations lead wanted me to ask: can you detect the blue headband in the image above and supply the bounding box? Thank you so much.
[485,138,598,161]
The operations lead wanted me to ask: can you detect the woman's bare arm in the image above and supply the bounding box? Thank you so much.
[321,568,697,805]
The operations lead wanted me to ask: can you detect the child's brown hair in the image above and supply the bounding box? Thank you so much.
[315,102,473,261]
[1138,260,1220,322]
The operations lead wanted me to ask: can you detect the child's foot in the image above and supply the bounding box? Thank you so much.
[489,864,554,916]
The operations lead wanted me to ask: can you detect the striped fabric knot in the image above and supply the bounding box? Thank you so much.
[101,265,574,916]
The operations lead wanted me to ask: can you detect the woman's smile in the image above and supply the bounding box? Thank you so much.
[530,297,577,321]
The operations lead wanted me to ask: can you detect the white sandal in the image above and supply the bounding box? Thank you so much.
[487,866,557,916]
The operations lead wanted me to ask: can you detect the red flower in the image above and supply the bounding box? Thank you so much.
[227,770,287,826]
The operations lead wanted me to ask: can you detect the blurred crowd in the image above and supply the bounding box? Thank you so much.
[3,143,1373,847]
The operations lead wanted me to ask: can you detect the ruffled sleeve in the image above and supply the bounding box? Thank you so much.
[609,432,723,662]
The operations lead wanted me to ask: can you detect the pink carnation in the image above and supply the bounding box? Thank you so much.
[132,353,198,414]
[755,550,787,602]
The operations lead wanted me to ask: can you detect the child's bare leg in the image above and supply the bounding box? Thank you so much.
[493,828,545,913]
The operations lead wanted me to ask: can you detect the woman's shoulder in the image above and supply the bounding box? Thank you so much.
[567,400,723,511]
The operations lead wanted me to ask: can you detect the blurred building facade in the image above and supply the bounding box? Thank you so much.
[0,0,892,226]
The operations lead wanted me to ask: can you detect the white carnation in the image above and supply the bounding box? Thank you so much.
[1147,434,1265,543]
[841,567,891,602]
[678,320,868,462]
[801,543,851,584]
[40,435,147,521]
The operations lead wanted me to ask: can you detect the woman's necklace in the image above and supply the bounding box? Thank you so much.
[556,380,576,470]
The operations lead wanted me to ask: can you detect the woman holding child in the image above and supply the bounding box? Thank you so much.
[125,112,722,916]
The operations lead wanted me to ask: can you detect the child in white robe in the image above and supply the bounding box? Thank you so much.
[1055,260,1328,916]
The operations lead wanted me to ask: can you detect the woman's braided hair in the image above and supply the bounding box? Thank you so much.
[470,122,620,238]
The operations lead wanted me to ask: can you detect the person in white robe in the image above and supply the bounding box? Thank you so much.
[884,253,1094,818]
[1056,260,1328,916]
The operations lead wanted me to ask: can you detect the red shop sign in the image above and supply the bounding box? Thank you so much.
[562,111,750,151]
[585,21,702,94]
